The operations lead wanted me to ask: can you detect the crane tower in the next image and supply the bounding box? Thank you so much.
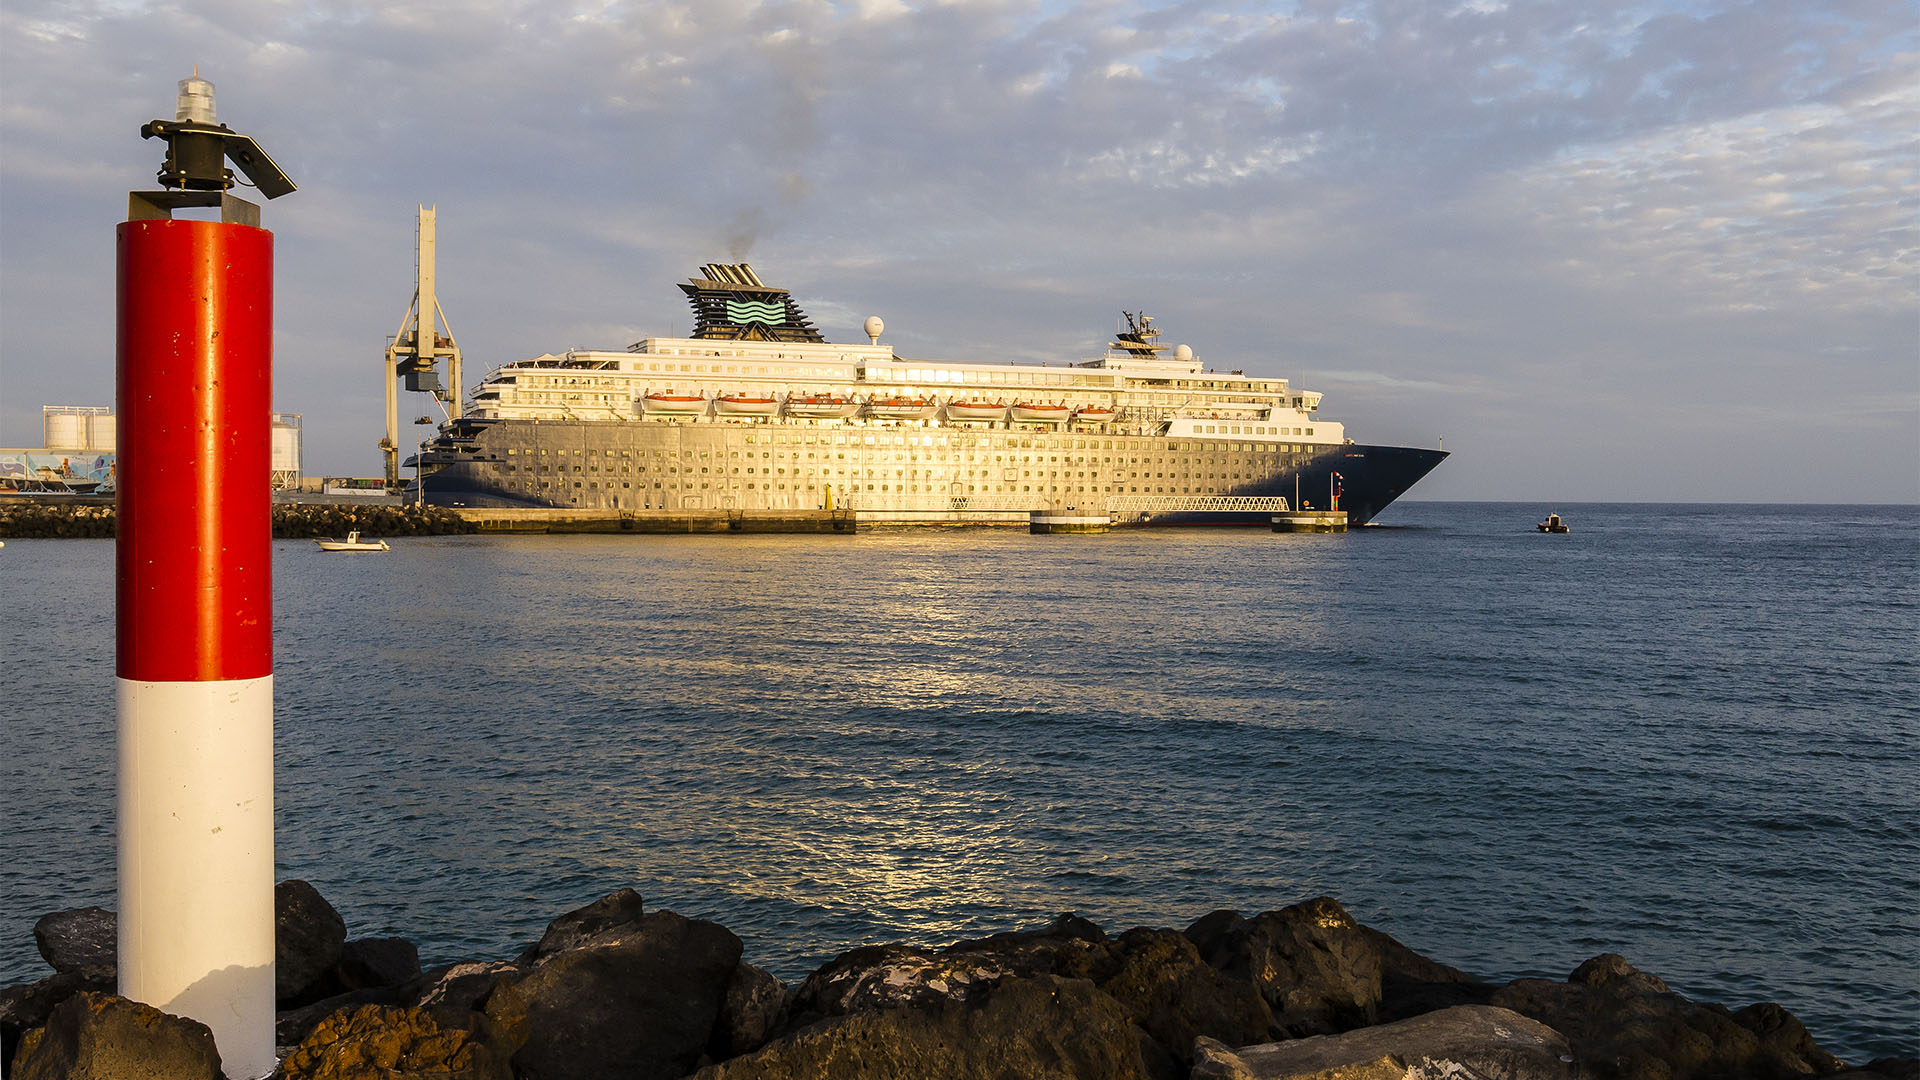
[382,205,463,488]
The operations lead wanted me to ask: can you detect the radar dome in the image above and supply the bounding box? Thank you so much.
[864,316,884,344]
[1174,344,1193,363]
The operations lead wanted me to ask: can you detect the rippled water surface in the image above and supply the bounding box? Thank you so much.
[3,502,1915,1060]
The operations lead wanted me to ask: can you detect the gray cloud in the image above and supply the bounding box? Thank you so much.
[2,0,1913,501]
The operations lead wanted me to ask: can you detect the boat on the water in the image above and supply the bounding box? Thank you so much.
[315,530,391,552]
[407,263,1448,523]
[1537,513,1570,533]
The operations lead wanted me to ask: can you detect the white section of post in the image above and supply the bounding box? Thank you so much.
[118,676,277,1080]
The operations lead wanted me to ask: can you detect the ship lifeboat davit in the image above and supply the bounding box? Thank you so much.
[785,394,859,418]
[947,400,1008,421]
[1011,402,1070,423]
[1074,406,1117,423]
[643,392,707,415]
[866,396,937,420]
[715,394,779,416]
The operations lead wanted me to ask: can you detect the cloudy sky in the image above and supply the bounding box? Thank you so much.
[2,0,1914,501]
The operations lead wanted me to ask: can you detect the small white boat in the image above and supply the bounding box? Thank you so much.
[1074,406,1117,423]
[314,530,390,552]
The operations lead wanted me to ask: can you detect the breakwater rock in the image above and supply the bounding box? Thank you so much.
[0,502,474,539]
[0,502,114,538]
[4,886,1913,1080]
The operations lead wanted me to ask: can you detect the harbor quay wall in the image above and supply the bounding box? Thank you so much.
[0,502,865,538]
[455,507,858,534]
[6,884,1910,1080]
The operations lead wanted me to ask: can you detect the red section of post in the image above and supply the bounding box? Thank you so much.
[116,218,274,683]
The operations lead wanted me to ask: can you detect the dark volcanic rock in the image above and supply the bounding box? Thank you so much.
[32,907,117,975]
[1095,927,1272,1062]
[515,887,646,963]
[710,962,789,1060]
[1219,1004,1576,1080]
[275,983,419,1048]
[2,966,117,1073]
[335,937,422,992]
[789,943,1005,1019]
[277,880,349,1005]
[414,962,525,1012]
[1839,1052,1920,1077]
[1185,897,1383,1036]
[1491,953,1844,1080]
[691,974,1154,1080]
[1358,924,1494,1023]
[791,912,1119,1027]
[511,907,742,1080]
[10,991,221,1080]
[1733,1001,1845,1073]
[277,1003,518,1080]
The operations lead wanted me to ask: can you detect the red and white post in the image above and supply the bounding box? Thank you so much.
[115,208,277,1078]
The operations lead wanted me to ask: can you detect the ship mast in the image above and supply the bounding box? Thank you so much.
[382,204,463,489]
[1111,310,1169,359]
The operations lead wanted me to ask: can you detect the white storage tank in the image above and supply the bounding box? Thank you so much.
[88,412,117,452]
[44,411,85,450]
[271,413,302,487]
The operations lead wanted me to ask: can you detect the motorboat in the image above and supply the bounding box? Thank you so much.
[1536,513,1571,534]
[315,530,391,552]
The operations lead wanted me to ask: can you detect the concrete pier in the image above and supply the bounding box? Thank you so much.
[452,507,858,534]
[1273,510,1348,532]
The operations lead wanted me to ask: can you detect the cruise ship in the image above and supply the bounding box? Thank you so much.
[408,264,1447,523]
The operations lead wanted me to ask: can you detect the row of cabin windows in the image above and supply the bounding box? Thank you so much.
[502,439,1309,455]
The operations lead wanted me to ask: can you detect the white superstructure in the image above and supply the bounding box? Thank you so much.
[464,335,1343,447]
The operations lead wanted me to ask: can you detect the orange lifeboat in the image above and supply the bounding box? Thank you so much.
[785,394,859,418]
[866,396,937,419]
[715,394,779,416]
[946,400,1008,421]
[1074,406,1117,423]
[1011,402,1070,422]
[643,392,706,414]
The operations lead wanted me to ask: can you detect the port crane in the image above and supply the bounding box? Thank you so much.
[381,205,463,489]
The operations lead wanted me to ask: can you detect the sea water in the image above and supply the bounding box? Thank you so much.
[2,502,1914,1060]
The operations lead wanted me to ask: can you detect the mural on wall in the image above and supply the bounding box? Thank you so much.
[0,451,116,486]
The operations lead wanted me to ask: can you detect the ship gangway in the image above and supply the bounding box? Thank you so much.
[1102,495,1292,519]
